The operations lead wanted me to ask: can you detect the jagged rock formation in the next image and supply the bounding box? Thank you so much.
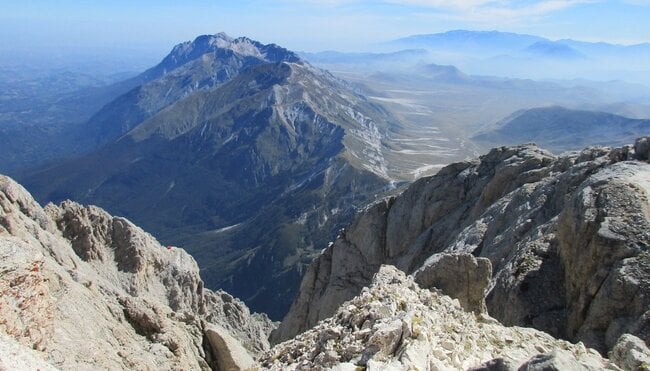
[263,266,616,370]
[274,137,650,356]
[0,174,274,370]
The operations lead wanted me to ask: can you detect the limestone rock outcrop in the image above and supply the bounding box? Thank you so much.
[609,334,650,371]
[5,134,650,370]
[205,324,257,371]
[557,161,650,351]
[273,137,650,357]
[0,174,274,370]
[263,266,616,370]
[414,252,492,314]
[0,332,58,371]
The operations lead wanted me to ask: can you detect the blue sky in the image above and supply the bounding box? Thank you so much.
[2,0,650,57]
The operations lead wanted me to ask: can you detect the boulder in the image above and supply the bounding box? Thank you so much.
[609,334,650,370]
[205,324,257,371]
[414,252,492,314]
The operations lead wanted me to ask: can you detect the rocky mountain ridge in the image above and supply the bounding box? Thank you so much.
[0,174,274,370]
[274,137,650,359]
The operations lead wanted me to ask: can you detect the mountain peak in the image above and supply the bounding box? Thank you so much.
[84,34,305,146]
[166,33,301,66]
[213,31,233,41]
[524,40,586,59]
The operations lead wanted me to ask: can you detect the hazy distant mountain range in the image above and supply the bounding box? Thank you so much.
[524,41,586,59]
[389,29,650,58]
[299,30,650,77]
[381,30,650,83]
[391,30,548,54]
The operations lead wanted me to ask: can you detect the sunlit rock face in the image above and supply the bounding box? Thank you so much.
[263,265,618,370]
[0,174,274,370]
[275,138,650,358]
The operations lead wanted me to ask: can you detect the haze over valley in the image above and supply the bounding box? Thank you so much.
[2,1,650,369]
[4,28,650,317]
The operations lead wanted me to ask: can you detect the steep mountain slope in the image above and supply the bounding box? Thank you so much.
[474,106,650,152]
[274,137,650,357]
[0,34,275,173]
[84,33,300,147]
[22,45,399,319]
[0,174,274,370]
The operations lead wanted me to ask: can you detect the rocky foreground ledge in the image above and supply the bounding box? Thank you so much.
[0,175,274,370]
[263,265,631,370]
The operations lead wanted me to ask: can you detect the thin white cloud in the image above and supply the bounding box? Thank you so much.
[622,0,650,5]
[475,1,589,22]
[384,0,502,11]
[283,0,590,22]
[384,0,589,20]
[281,0,363,5]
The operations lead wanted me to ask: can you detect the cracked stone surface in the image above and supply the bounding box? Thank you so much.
[0,174,274,370]
[274,138,650,358]
[263,266,617,370]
